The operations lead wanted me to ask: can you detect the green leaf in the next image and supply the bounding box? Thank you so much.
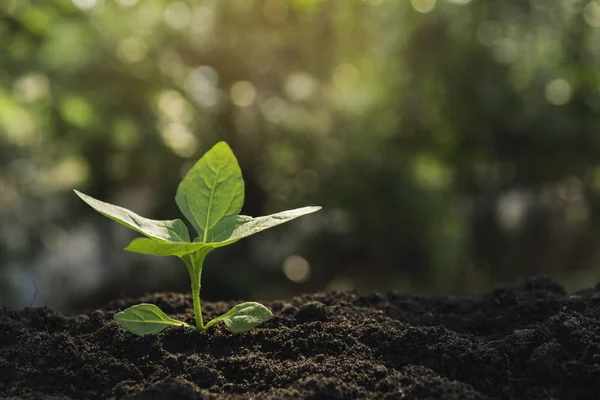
[205,302,273,333]
[202,214,253,243]
[204,214,238,243]
[124,206,320,255]
[236,215,254,224]
[175,142,244,243]
[209,206,322,246]
[114,303,191,336]
[74,190,189,242]
[124,238,210,257]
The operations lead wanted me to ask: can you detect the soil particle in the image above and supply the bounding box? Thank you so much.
[528,341,564,375]
[2,276,600,399]
[295,301,328,322]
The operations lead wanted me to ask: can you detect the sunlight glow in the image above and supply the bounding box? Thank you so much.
[545,79,572,106]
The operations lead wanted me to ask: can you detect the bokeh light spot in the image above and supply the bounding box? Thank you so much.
[164,2,191,30]
[284,72,319,101]
[477,21,502,47]
[283,255,311,283]
[157,90,191,122]
[496,190,529,231]
[72,0,97,11]
[48,157,90,190]
[13,73,50,103]
[411,0,436,13]
[116,0,138,7]
[59,96,95,128]
[327,276,354,291]
[159,50,185,80]
[160,123,198,158]
[492,38,519,64]
[117,37,147,64]
[584,1,600,27]
[414,154,452,189]
[545,79,572,106]
[230,81,257,107]
[111,118,140,150]
[333,63,360,90]
[186,66,220,108]
[191,6,215,35]
[0,103,38,146]
[260,97,288,123]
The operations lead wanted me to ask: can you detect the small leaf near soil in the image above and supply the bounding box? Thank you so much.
[114,304,191,336]
[205,302,273,333]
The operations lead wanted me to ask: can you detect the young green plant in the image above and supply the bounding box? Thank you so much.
[75,142,320,335]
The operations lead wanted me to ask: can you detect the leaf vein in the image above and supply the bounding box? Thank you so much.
[203,154,223,242]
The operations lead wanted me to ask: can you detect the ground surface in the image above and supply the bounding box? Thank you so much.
[1,276,600,399]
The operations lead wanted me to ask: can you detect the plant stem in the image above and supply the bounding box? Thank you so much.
[182,250,210,331]
[191,276,204,330]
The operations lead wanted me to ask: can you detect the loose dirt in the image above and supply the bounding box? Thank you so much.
[1,276,600,399]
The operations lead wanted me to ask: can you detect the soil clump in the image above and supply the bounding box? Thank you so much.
[1,276,600,399]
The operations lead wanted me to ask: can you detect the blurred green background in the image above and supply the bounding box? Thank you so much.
[3,0,600,311]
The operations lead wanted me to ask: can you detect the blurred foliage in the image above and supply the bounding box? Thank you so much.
[2,0,600,310]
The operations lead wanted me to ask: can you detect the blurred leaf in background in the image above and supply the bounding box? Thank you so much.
[2,0,600,311]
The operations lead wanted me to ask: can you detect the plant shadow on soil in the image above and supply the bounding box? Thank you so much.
[1,276,600,399]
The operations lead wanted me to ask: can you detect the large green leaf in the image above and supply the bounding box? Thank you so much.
[175,142,244,243]
[125,238,210,257]
[114,303,191,336]
[204,302,273,333]
[204,214,238,243]
[75,190,189,242]
[209,206,322,247]
[124,207,320,254]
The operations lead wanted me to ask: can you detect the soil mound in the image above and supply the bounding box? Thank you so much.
[2,276,600,399]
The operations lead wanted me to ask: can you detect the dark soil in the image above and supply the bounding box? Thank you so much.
[2,276,600,399]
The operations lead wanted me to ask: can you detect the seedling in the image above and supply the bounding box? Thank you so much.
[75,142,320,335]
